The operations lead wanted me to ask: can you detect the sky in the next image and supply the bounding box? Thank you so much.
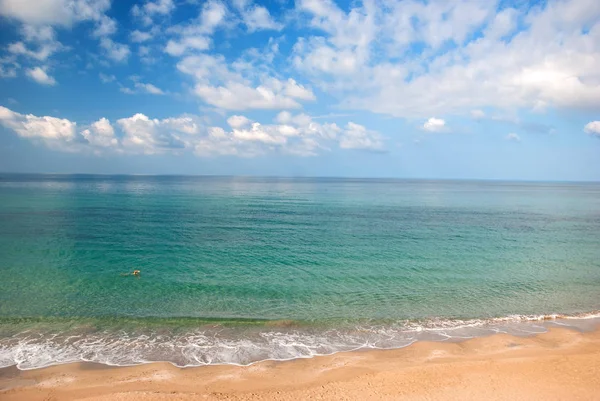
[0,0,599,180]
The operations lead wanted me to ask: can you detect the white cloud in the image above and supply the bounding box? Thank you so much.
[0,0,111,26]
[119,87,135,95]
[93,15,117,37]
[338,122,384,151]
[100,38,130,62]
[165,36,211,56]
[198,0,228,33]
[25,66,56,85]
[99,73,116,83]
[282,78,316,101]
[21,24,55,41]
[178,54,316,110]
[292,0,600,118]
[81,118,117,147]
[138,83,164,95]
[130,30,153,43]
[8,41,61,61]
[471,109,486,120]
[584,121,600,137]
[120,82,166,95]
[194,83,303,110]
[0,106,383,157]
[235,3,282,32]
[422,118,446,132]
[116,113,202,154]
[164,0,227,56]
[7,26,63,61]
[142,0,174,15]
[485,7,518,40]
[505,133,521,142]
[227,115,252,128]
[0,57,18,78]
[0,106,75,151]
[132,0,175,25]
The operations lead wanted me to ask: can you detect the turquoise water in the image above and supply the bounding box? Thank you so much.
[0,175,599,369]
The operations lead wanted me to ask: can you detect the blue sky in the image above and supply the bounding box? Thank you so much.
[0,0,599,179]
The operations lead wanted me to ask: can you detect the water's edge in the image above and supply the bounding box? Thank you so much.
[1,311,599,371]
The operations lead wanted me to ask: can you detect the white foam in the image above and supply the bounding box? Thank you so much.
[0,311,598,370]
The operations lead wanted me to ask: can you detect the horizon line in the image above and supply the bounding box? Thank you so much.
[1,172,599,184]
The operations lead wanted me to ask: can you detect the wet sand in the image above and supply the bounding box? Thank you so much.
[1,327,599,400]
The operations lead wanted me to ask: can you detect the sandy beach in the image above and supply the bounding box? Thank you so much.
[1,326,599,400]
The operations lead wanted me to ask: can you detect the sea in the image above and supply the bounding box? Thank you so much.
[0,174,599,370]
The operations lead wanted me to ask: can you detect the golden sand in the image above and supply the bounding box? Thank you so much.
[1,327,599,400]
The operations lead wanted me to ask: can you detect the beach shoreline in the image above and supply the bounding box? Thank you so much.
[2,325,599,400]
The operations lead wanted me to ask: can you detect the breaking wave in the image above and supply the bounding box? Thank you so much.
[1,311,599,370]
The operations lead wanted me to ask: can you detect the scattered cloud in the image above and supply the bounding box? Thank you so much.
[232,1,282,32]
[471,110,485,120]
[0,106,383,156]
[227,115,252,129]
[25,66,56,85]
[99,72,116,83]
[0,0,111,26]
[0,105,75,150]
[81,118,117,148]
[163,0,227,56]
[132,0,175,26]
[0,56,19,78]
[120,81,166,95]
[92,15,117,37]
[338,122,384,151]
[165,36,211,56]
[584,121,600,137]
[177,55,316,110]
[422,118,446,133]
[130,30,154,43]
[293,0,600,118]
[505,133,521,142]
[6,25,64,65]
[99,38,130,62]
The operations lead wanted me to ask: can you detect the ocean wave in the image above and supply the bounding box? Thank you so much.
[1,311,598,370]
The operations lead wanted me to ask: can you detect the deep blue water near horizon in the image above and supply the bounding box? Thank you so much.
[0,174,599,369]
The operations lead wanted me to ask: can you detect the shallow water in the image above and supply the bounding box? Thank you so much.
[1,175,599,369]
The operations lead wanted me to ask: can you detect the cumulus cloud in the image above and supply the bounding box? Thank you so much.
[0,106,383,157]
[232,1,282,32]
[0,57,18,78]
[505,133,521,142]
[471,110,485,120]
[0,0,111,26]
[92,15,117,37]
[178,55,316,110]
[0,105,75,150]
[25,66,56,85]
[164,0,227,56]
[6,25,64,64]
[116,113,200,154]
[227,115,252,129]
[120,82,165,95]
[293,0,600,118]
[132,0,175,26]
[584,121,600,137]
[130,30,153,43]
[338,122,384,151]
[165,36,211,56]
[8,41,60,61]
[193,83,304,110]
[100,38,130,62]
[422,118,446,132]
[99,73,116,83]
[81,118,117,147]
